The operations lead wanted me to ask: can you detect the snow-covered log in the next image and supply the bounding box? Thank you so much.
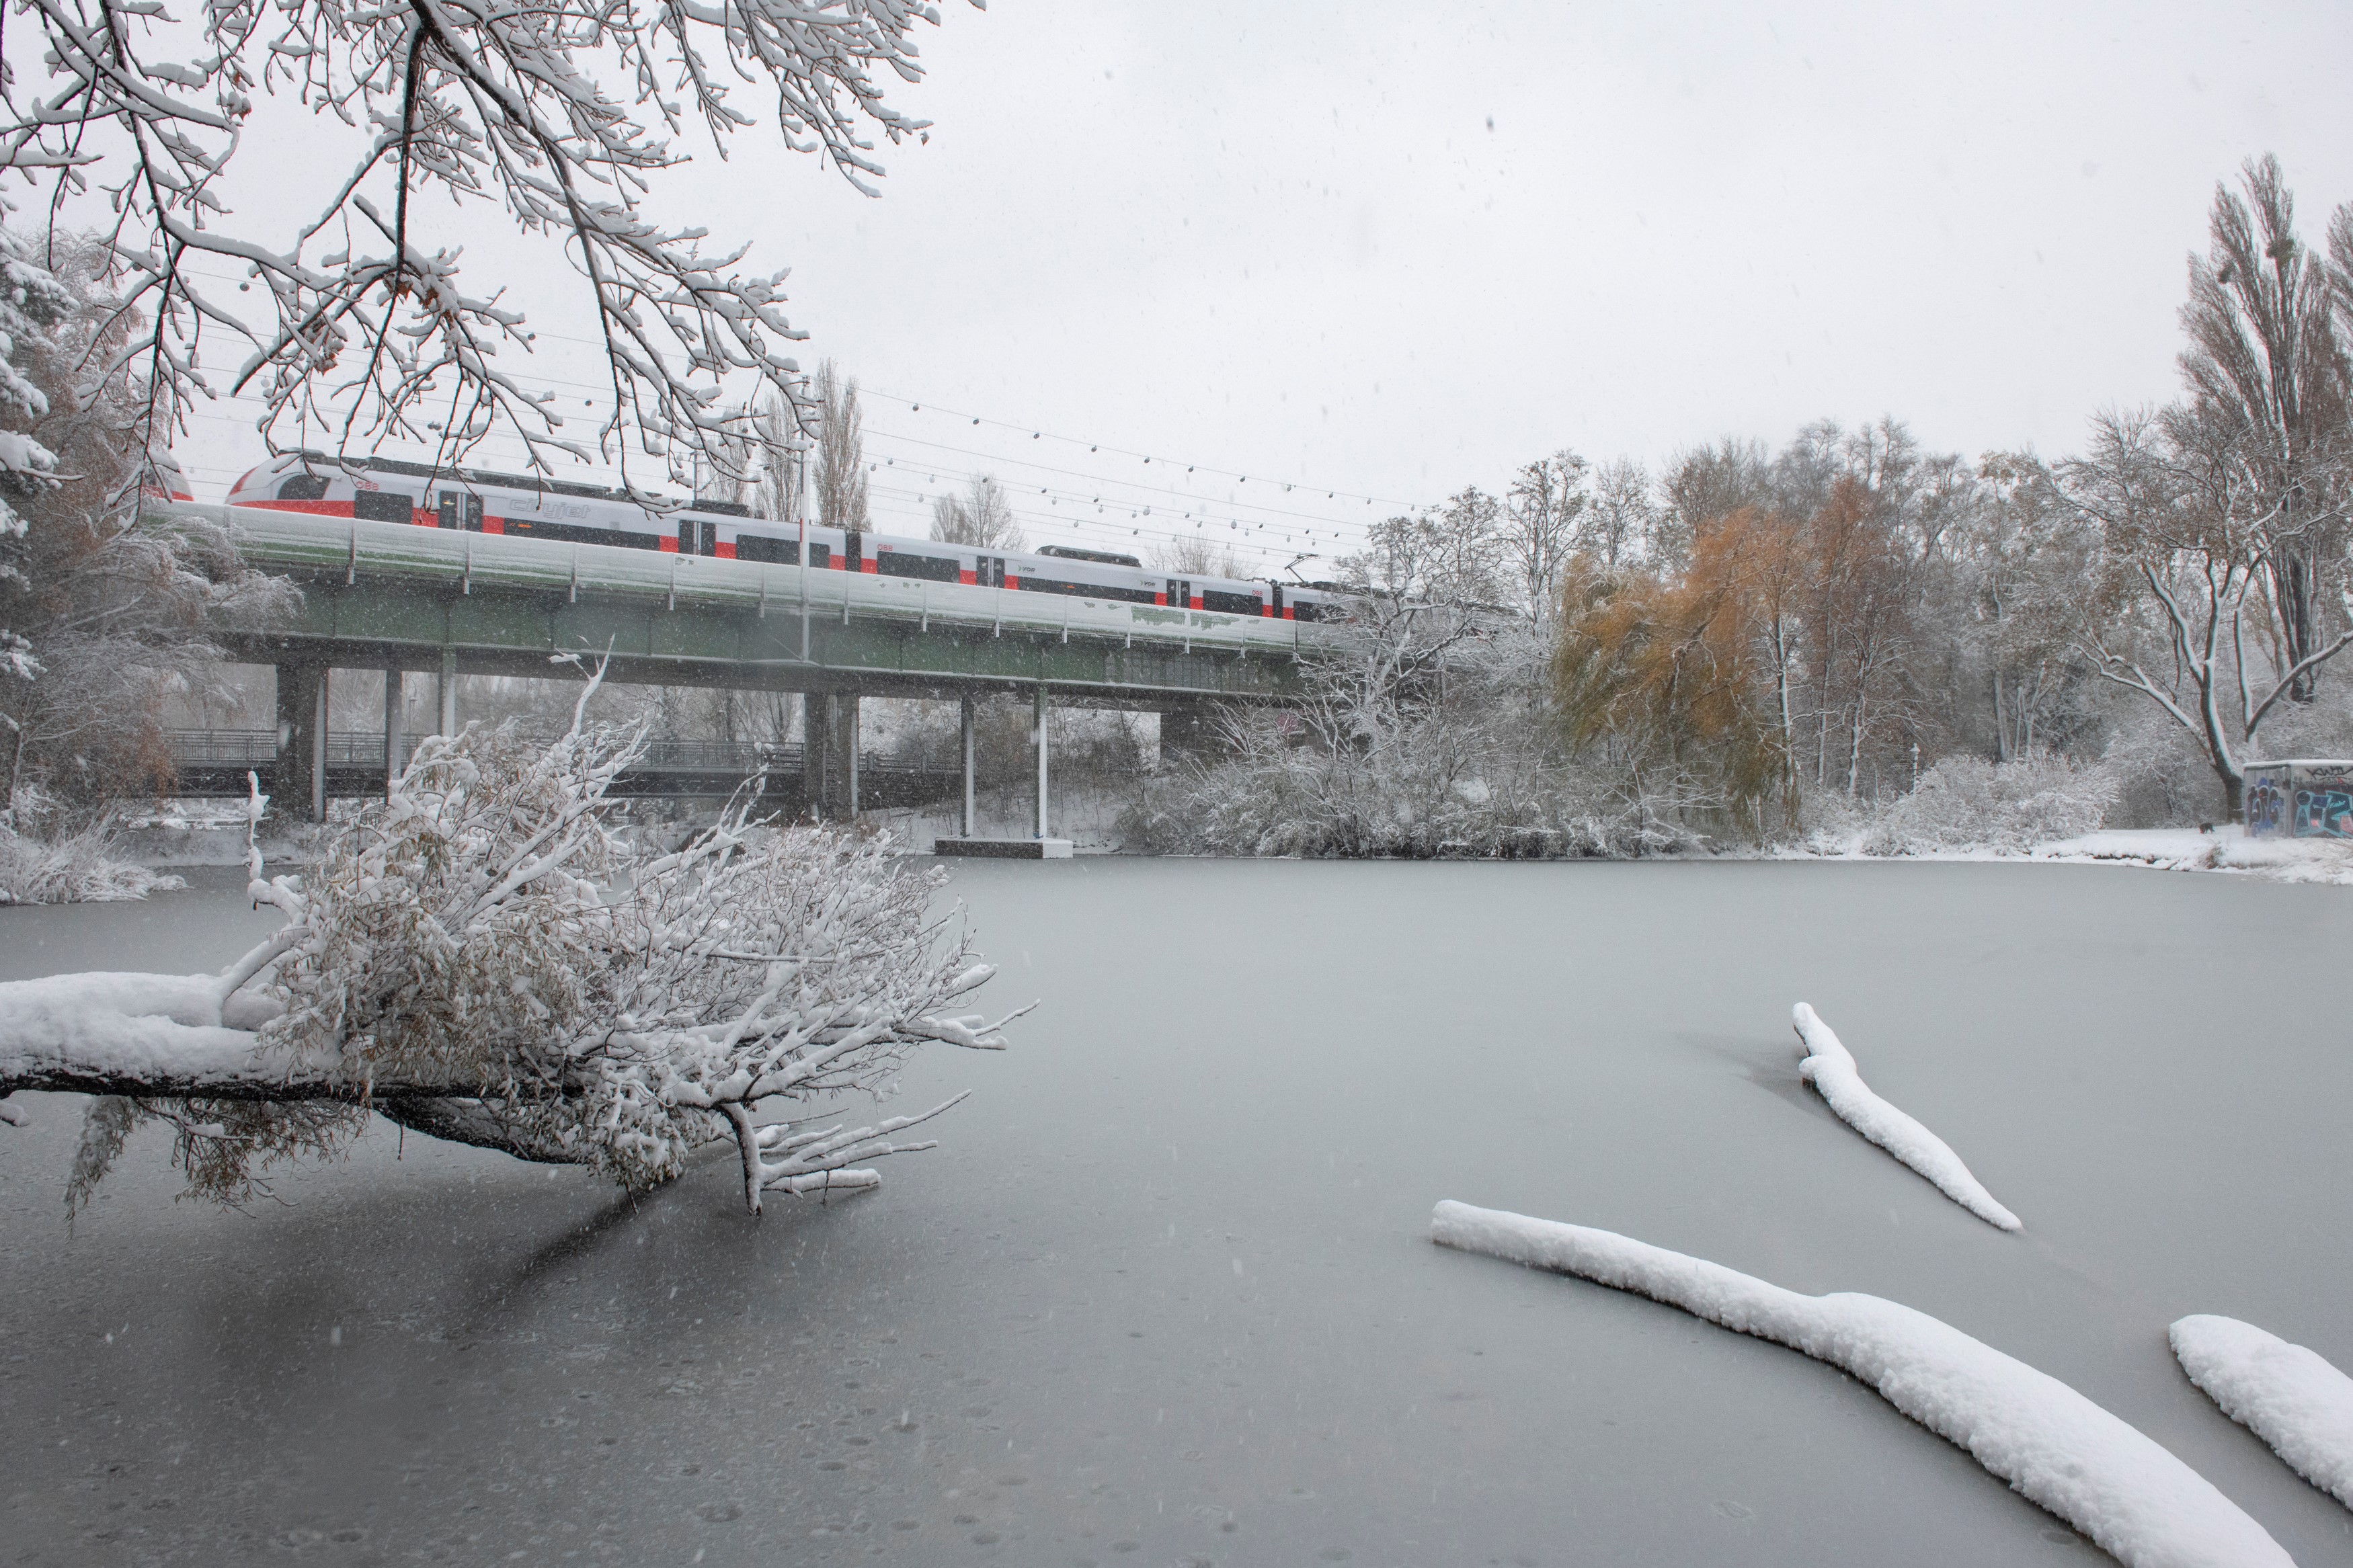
[0,697,1020,1214]
[1792,1002,2021,1231]
[1432,1201,2288,1568]
[2172,1314,2353,1512]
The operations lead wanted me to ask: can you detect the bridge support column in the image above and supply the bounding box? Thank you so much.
[274,664,327,823]
[805,694,859,820]
[436,648,458,735]
[1033,684,1050,839]
[960,692,977,838]
[383,670,403,800]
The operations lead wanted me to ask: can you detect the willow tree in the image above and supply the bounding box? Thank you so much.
[1553,515,1792,837]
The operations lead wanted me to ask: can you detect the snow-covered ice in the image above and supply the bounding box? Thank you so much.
[2173,1315,2353,1512]
[1432,1200,2289,1568]
[1792,1002,2021,1231]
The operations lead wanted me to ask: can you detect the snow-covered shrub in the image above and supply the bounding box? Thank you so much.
[0,817,183,903]
[1,700,1019,1214]
[1862,753,2116,855]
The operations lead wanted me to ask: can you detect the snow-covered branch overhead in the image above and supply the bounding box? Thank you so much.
[0,0,975,484]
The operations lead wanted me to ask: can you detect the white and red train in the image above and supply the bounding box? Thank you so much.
[224,451,1339,621]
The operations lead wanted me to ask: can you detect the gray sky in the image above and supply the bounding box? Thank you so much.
[171,1,2353,571]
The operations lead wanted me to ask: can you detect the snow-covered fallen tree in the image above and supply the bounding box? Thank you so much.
[2172,1314,2353,1512]
[1792,1002,2021,1231]
[0,696,1020,1215]
[1431,1200,2288,1568]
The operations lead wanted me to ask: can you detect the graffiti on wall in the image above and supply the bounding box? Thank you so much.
[2294,788,2353,837]
[2247,775,2288,837]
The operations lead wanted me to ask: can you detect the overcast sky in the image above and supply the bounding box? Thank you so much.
[172,1,2353,571]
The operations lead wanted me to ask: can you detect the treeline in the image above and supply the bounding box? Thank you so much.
[1142,155,2353,853]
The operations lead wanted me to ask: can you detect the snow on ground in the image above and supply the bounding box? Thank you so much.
[2173,1315,2353,1512]
[1782,826,2353,884]
[1792,1003,2021,1231]
[1431,1201,2290,1568]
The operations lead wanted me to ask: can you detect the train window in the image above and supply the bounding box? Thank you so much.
[354,489,414,524]
[876,550,960,583]
[1292,600,1326,622]
[1014,576,1158,604]
[734,534,805,565]
[276,473,330,501]
[1200,588,1261,615]
[438,491,485,531]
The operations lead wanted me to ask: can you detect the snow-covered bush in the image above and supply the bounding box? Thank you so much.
[1,699,1019,1214]
[0,823,181,904]
[1862,753,2116,855]
[1131,574,1696,860]
[1127,704,1665,859]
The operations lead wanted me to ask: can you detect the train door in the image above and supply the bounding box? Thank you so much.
[978,555,1006,587]
[1269,583,1285,618]
[437,491,484,531]
[1168,578,1191,610]
[842,530,863,571]
[679,518,718,556]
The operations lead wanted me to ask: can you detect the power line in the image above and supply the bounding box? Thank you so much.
[166,263,1425,517]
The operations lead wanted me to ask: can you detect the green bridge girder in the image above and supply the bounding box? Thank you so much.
[169,503,1318,705]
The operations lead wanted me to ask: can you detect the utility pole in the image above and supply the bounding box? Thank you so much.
[795,375,812,664]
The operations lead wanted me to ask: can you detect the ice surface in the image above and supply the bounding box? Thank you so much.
[1793,1001,2021,1230]
[5,860,2352,1564]
[1433,1201,2289,1568]
[2173,1315,2353,1511]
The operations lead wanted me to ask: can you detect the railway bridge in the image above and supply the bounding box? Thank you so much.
[167,503,1322,829]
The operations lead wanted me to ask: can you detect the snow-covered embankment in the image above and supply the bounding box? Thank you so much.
[1793,1002,2020,1231]
[2172,1314,2353,1512]
[1431,1201,2290,1568]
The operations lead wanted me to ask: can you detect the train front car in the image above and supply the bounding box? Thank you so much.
[226,452,432,526]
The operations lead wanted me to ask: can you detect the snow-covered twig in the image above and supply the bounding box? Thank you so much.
[2171,1314,2353,1512]
[1431,1201,2288,1568]
[1792,1003,2021,1231]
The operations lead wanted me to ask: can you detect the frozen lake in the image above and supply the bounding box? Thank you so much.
[5,858,2352,1566]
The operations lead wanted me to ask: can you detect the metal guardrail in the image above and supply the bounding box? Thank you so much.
[163,502,1332,660]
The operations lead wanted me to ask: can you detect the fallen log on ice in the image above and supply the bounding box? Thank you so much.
[1433,1200,2286,1568]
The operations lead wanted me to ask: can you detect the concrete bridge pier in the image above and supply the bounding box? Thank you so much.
[383,670,403,800]
[1034,684,1051,839]
[959,692,978,838]
[804,693,861,819]
[435,648,458,736]
[273,663,329,822]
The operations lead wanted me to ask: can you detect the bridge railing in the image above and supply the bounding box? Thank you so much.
[163,729,960,783]
[170,502,1335,659]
